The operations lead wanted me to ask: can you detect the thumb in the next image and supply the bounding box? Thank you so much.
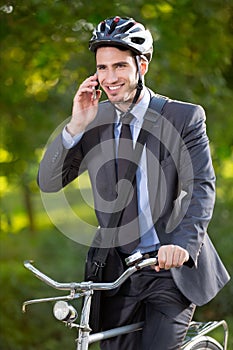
[96,89,102,100]
[92,89,102,105]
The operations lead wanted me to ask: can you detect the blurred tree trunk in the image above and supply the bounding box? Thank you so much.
[22,183,35,233]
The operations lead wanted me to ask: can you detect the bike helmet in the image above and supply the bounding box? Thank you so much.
[89,16,153,62]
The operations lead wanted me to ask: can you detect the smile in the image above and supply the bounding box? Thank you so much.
[108,85,123,91]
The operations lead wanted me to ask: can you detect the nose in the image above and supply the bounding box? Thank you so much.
[104,69,118,84]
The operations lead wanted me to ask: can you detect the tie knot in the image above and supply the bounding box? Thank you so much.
[120,112,134,125]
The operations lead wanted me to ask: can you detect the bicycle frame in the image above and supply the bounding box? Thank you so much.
[22,260,228,350]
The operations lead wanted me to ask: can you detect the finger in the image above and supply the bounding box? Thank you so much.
[79,80,99,98]
[165,249,174,269]
[179,249,189,265]
[73,86,94,101]
[158,245,176,269]
[150,264,160,272]
[163,245,176,269]
[78,87,95,96]
[78,78,98,93]
[92,89,102,102]
[95,89,102,100]
[158,247,167,269]
[158,246,171,270]
[172,247,189,267]
[172,247,182,267]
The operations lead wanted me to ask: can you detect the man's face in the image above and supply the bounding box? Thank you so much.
[96,46,144,109]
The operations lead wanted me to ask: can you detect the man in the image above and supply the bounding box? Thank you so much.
[38,16,230,350]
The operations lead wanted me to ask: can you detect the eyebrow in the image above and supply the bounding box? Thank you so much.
[96,61,129,69]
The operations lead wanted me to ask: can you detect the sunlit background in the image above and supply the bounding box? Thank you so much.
[1,1,232,349]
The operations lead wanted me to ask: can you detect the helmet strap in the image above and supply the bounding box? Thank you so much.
[121,55,144,117]
[133,55,144,103]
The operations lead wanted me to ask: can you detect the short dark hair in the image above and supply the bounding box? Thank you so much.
[95,44,135,57]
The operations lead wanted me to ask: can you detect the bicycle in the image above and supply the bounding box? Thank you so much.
[22,254,228,350]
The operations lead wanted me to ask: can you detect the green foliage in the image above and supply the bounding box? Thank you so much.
[1,0,232,172]
[0,227,88,350]
[0,0,233,349]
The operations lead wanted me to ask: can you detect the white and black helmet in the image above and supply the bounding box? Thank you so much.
[89,16,153,62]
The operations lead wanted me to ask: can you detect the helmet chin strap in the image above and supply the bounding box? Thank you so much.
[132,55,144,104]
[114,55,144,119]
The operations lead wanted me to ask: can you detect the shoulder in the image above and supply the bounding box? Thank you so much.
[149,91,206,128]
[165,98,206,121]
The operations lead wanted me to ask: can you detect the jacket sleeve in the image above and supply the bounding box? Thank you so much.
[165,104,216,266]
[37,133,85,192]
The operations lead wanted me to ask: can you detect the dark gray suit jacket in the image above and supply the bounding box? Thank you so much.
[38,92,230,306]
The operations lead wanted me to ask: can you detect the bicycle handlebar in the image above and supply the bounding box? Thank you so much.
[22,257,158,312]
[24,257,158,292]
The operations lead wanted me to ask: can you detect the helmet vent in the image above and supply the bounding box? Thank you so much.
[121,22,135,33]
[100,21,105,32]
[108,16,120,34]
[131,37,145,45]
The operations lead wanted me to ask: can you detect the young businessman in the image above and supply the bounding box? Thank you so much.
[38,16,230,350]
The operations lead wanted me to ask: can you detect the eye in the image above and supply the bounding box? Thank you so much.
[97,65,106,71]
[116,63,127,68]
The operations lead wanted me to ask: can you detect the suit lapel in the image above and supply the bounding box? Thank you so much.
[144,104,166,226]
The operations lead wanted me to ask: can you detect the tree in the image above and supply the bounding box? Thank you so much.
[0,0,232,224]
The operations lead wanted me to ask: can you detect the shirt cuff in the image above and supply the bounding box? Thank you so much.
[62,125,84,149]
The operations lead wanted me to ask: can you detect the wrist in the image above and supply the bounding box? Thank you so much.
[66,121,84,137]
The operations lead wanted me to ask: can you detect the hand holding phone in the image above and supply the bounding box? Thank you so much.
[92,72,100,100]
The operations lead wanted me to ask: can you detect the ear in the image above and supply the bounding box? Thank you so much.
[140,60,149,76]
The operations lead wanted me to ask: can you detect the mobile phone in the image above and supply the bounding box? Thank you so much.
[92,74,100,100]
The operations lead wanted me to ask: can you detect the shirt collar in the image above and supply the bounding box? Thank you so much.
[115,88,150,125]
[131,88,150,124]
